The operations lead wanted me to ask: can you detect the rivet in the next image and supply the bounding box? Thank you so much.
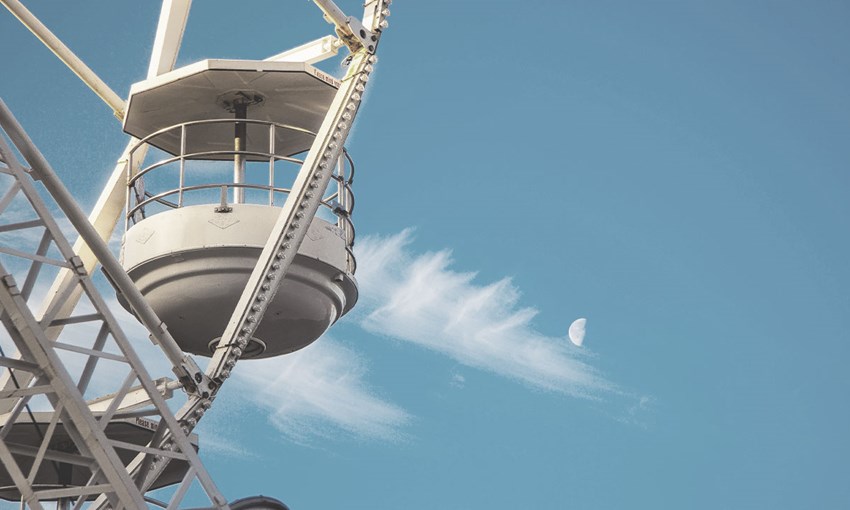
[233,347,243,357]
[262,284,270,290]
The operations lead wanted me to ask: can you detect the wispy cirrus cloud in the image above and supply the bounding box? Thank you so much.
[111,301,409,444]
[354,229,615,398]
[231,339,410,444]
[0,221,624,452]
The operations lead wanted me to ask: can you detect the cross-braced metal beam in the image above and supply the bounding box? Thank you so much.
[0,100,228,509]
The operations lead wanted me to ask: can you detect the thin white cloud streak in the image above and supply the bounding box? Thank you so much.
[355,229,615,398]
[110,291,409,444]
[230,339,410,444]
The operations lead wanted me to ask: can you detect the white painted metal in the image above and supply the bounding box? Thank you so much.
[122,205,356,358]
[266,35,343,64]
[148,0,192,78]
[117,0,391,496]
[1,0,392,506]
[122,60,340,158]
[0,0,192,414]
[0,101,226,508]
[0,99,229,509]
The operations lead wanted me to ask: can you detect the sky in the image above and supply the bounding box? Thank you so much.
[1,0,850,508]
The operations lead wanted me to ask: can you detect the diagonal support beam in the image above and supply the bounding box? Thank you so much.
[0,0,125,119]
[0,0,193,412]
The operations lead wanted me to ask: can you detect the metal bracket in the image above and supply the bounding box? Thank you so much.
[1,274,18,294]
[313,0,378,53]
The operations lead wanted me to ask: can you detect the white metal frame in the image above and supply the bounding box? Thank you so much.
[0,0,391,506]
[0,100,228,509]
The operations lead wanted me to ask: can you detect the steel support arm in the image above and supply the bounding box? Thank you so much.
[313,0,378,52]
[0,103,211,397]
[0,0,195,413]
[0,0,126,119]
[266,35,343,64]
[122,0,392,495]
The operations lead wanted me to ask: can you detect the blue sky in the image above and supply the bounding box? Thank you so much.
[2,1,850,508]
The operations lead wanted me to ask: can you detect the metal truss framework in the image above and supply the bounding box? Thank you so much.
[0,0,391,507]
[0,101,228,509]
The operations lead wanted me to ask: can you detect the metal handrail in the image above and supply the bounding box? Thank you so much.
[129,117,317,152]
[129,151,305,188]
[127,182,354,220]
[125,118,357,273]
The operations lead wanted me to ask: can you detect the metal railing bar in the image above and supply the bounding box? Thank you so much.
[129,151,304,189]
[178,124,186,207]
[129,183,318,220]
[144,191,178,209]
[129,118,317,156]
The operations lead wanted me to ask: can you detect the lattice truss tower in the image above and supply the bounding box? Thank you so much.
[0,0,390,508]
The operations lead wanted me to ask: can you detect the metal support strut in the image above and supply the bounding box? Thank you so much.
[0,99,228,510]
[119,0,392,497]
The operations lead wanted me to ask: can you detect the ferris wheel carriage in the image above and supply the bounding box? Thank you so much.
[118,59,358,359]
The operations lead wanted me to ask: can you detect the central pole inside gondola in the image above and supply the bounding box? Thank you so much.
[233,101,248,204]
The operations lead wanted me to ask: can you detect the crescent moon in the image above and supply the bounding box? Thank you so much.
[568,318,586,347]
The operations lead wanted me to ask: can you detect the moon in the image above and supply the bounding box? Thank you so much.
[568,318,586,347]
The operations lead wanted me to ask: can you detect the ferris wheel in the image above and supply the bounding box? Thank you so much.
[0,0,390,508]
